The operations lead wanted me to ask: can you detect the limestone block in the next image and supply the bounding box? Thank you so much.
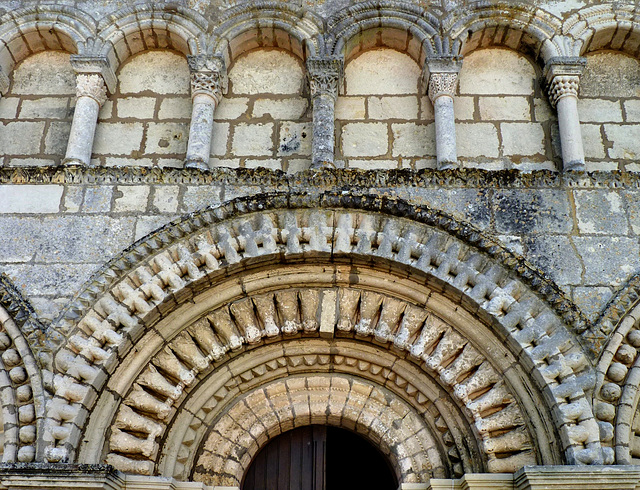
[119,51,190,95]
[114,186,150,212]
[391,123,436,157]
[336,97,365,120]
[0,121,45,154]
[99,100,113,119]
[534,98,556,122]
[245,159,282,170]
[93,123,144,155]
[210,122,230,157]
[153,186,180,213]
[574,190,628,235]
[82,187,113,214]
[287,159,311,173]
[44,122,72,155]
[63,187,83,213]
[19,97,70,119]
[624,100,640,122]
[158,97,191,120]
[7,158,53,167]
[278,122,311,156]
[157,159,183,168]
[573,287,614,319]
[105,157,153,167]
[215,98,249,120]
[459,49,535,95]
[0,185,62,213]
[344,50,420,95]
[493,190,572,234]
[606,125,640,159]
[182,186,222,212]
[253,98,308,119]
[453,96,474,121]
[145,122,189,155]
[1,263,95,296]
[369,96,419,120]
[231,123,274,156]
[209,158,240,168]
[581,124,606,159]
[578,99,623,123]
[348,159,398,170]
[523,236,583,286]
[501,123,545,156]
[342,122,388,157]
[229,50,303,95]
[479,97,530,121]
[580,52,640,98]
[12,51,75,95]
[397,188,491,227]
[0,97,19,119]
[456,123,499,158]
[574,237,640,286]
[116,97,157,119]
[135,216,176,241]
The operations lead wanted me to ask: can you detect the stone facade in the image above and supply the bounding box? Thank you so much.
[1,0,640,489]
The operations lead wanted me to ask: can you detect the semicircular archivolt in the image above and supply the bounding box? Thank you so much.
[92,281,548,480]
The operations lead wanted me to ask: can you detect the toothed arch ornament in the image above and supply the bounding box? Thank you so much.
[45,193,603,484]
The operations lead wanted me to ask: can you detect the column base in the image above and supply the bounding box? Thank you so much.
[563,160,586,172]
[437,160,459,171]
[184,159,210,171]
[62,157,90,167]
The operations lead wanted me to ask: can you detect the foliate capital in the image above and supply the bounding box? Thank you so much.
[307,56,344,101]
[76,74,107,106]
[423,55,462,102]
[70,55,116,94]
[187,54,226,102]
[544,57,587,106]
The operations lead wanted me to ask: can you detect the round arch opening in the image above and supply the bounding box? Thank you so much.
[241,425,399,490]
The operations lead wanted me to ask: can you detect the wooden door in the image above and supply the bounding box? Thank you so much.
[242,426,326,490]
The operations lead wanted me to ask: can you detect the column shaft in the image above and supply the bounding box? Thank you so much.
[556,95,585,171]
[64,74,107,166]
[433,94,457,169]
[311,94,336,166]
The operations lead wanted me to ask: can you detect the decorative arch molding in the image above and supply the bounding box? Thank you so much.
[326,1,439,63]
[0,5,96,84]
[444,3,563,63]
[211,2,325,66]
[95,4,209,72]
[593,275,640,465]
[562,4,640,57]
[42,193,600,470]
[0,275,46,464]
[79,272,559,481]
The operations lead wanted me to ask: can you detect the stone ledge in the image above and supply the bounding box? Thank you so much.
[2,165,640,189]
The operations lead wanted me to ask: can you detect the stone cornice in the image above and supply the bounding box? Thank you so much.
[1,165,640,190]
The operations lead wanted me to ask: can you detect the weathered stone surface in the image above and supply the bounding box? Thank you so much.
[342,122,388,157]
[11,51,75,95]
[231,123,273,156]
[573,286,613,319]
[493,190,572,234]
[0,185,62,213]
[215,98,249,119]
[278,122,311,156]
[501,123,546,156]
[457,123,499,158]
[19,98,70,119]
[181,186,223,212]
[344,50,420,95]
[119,51,190,95]
[574,190,628,235]
[335,97,366,120]
[152,186,180,213]
[158,97,192,120]
[0,122,45,154]
[524,235,582,286]
[116,97,156,119]
[44,122,72,156]
[605,125,640,159]
[459,49,535,95]
[114,186,150,212]
[479,97,530,121]
[580,52,640,98]
[145,123,189,155]
[1,263,97,296]
[253,98,308,119]
[210,122,230,157]
[229,50,303,95]
[578,99,623,123]
[82,186,113,214]
[391,123,436,157]
[369,96,419,120]
[581,124,606,159]
[93,123,144,155]
[574,237,640,286]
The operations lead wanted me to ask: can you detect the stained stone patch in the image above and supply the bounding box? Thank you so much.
[44,122,72,155]
[493,190,571,234]
[152,186,180,213]
[114,186,150,213]
[580,52,640,98]
[573,287,613,319]
[11,51,75,95]
[144,123,189,155]
[574,190,628,235]
[1,263,97,297]
[523,236,583,286]
[82,187,114,214]
[573,237,640,286]
[278,122,311,156]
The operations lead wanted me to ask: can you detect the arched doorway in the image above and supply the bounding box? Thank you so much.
[242,425,398,490]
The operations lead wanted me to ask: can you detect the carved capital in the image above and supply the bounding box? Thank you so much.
[70,55,116,94]
[187,55,226,102]
[76,74,107,106]
[307,56,343,101]
[423,55,462,102]
[544,57,587,107]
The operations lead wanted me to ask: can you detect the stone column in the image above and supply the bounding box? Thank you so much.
[185,55,226,171]
[424,56,463,170]
[307,56,343,169]
[63,56,115,166]
[544,57,587,172]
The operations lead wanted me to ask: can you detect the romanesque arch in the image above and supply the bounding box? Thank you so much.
[0,275,46,463]
[40,193,603,483]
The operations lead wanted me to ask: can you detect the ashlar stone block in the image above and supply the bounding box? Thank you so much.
[158,97,192,120]
[145,122,189,155]
[369,96,419,120]
[581,124,606,159]
[459,49,535,95]
[114,186,150,212]
[93,123,144,155]
[278,122,311,156]
[0,185,62,213]
[210,122,230,157]
[342,122,388,157]
[479,96,530,121]
[0,97,19,119]
[574,190,628,235]
[456,123,499,158]
[624,100,640,122]
[19,97,70,119]
[501,123,545,156]
[228,50,304,95]
[574,236,640,286]
[116,97,157,119]
[578,99,623,123]
[344,49,420,95]
[119,51,190,95]
[253,98,308,120]
[11,51,75,95]
[606,125,640,159]
[231,123,274,156]
[391,123,436,157]
[152,186,180,213]
[215,98,249,120]
[335,97,365,120]
[0,121,45,154]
